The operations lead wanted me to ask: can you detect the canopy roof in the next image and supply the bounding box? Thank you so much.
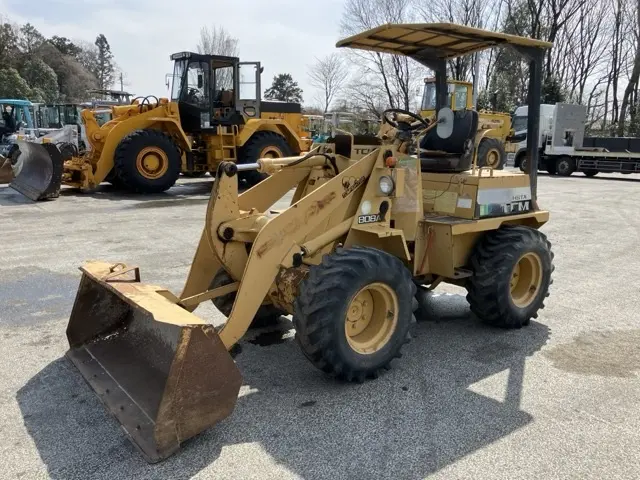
[336,23,552,61]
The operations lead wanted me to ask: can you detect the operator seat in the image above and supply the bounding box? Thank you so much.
[419,109,478,172]
[219,90,234,107]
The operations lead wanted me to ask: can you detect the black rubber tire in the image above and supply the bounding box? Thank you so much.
[58,143,76,161]
[113,129,181,193]
[545,161,557,175]
[104,168,125,188]
[477,138,507,169]
[555,156,576,177]
[518,155,528,172]
[238,131,293,187]
[210,268,284,329]
[293,246,417,382]
[583,169,598,177]
[466,225,554,329]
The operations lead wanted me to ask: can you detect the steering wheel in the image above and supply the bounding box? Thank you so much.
[382,108,429,129]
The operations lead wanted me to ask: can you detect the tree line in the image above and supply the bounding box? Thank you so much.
[249,0,640,138]
[0,17,120,103]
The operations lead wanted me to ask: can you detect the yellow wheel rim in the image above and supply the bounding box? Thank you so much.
[259,145,283,159]
[136,146,169,180]
[485,148,501,168]
[345,282,398,355]
[510,252,543,308]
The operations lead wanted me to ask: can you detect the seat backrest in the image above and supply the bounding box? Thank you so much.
[421,109,479,154]
[219,90,234,107]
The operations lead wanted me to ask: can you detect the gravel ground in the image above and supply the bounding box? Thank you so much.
[1,171,639,480]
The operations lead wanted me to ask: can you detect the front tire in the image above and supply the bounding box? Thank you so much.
[294,246,416,382]
[477,138,507,169]
[210,269,284,329]
[238,131,293,187]
[114,129,181,193]
[466,225,554,328]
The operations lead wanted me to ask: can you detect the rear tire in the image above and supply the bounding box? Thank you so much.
[545,161,557,175]
[238,131,293,187]
[294,246,416,382]
[555,156,576,177]
[210,269,284,329]
[466,225,554,328]
[477,138,507,169]
[583,169,598,177]
[114,129,181,193]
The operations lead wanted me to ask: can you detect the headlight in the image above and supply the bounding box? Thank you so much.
[378,175,395,195]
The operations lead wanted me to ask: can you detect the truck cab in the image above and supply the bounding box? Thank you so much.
[507,104,556,169]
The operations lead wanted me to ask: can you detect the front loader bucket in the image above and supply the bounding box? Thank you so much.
[9,141,63,200]
[65,262,242,463]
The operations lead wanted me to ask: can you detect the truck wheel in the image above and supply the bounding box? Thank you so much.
[518,155,528,172]
[238,131,293,187]
[545,161,557,175]
[555,156,576,177]
[466,225,554,329]
[583,169,598,177]
[210,269,284,329]
[477,138,507,169]
[114,129,181,193]
[294,246,416,382]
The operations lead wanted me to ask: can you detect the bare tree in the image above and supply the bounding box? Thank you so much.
[340,0,418,111]
[617,0,640,134]
[197,25,239,57]
[196,25,238,90]
[308,53,350,113]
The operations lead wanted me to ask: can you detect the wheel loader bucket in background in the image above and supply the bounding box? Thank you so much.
[65,262,242,463]
[9,141,64,200]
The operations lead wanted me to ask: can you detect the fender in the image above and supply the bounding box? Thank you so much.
[237,119,306,153]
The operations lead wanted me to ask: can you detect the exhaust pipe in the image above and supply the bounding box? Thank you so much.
[9,141,64,201]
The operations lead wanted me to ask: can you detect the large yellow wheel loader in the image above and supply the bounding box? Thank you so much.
[9,54,311,200]
[60,23,553,462]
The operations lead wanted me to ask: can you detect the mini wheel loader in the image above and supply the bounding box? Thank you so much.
[61,23,554,462]
[9,54,310,201]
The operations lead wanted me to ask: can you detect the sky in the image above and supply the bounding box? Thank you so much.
[0,0,349,105]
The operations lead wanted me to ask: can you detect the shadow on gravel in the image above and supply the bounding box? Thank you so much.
[17,293,550,480]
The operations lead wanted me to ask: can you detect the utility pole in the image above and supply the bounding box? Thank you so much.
[120,72,124,91]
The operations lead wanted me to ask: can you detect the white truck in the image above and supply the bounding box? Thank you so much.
[508,102,640,177]
[506,103,556,170]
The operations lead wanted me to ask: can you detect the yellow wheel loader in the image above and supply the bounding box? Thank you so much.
[10,54,311,201]
[420,78,513,169]
[60,23,553,462]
